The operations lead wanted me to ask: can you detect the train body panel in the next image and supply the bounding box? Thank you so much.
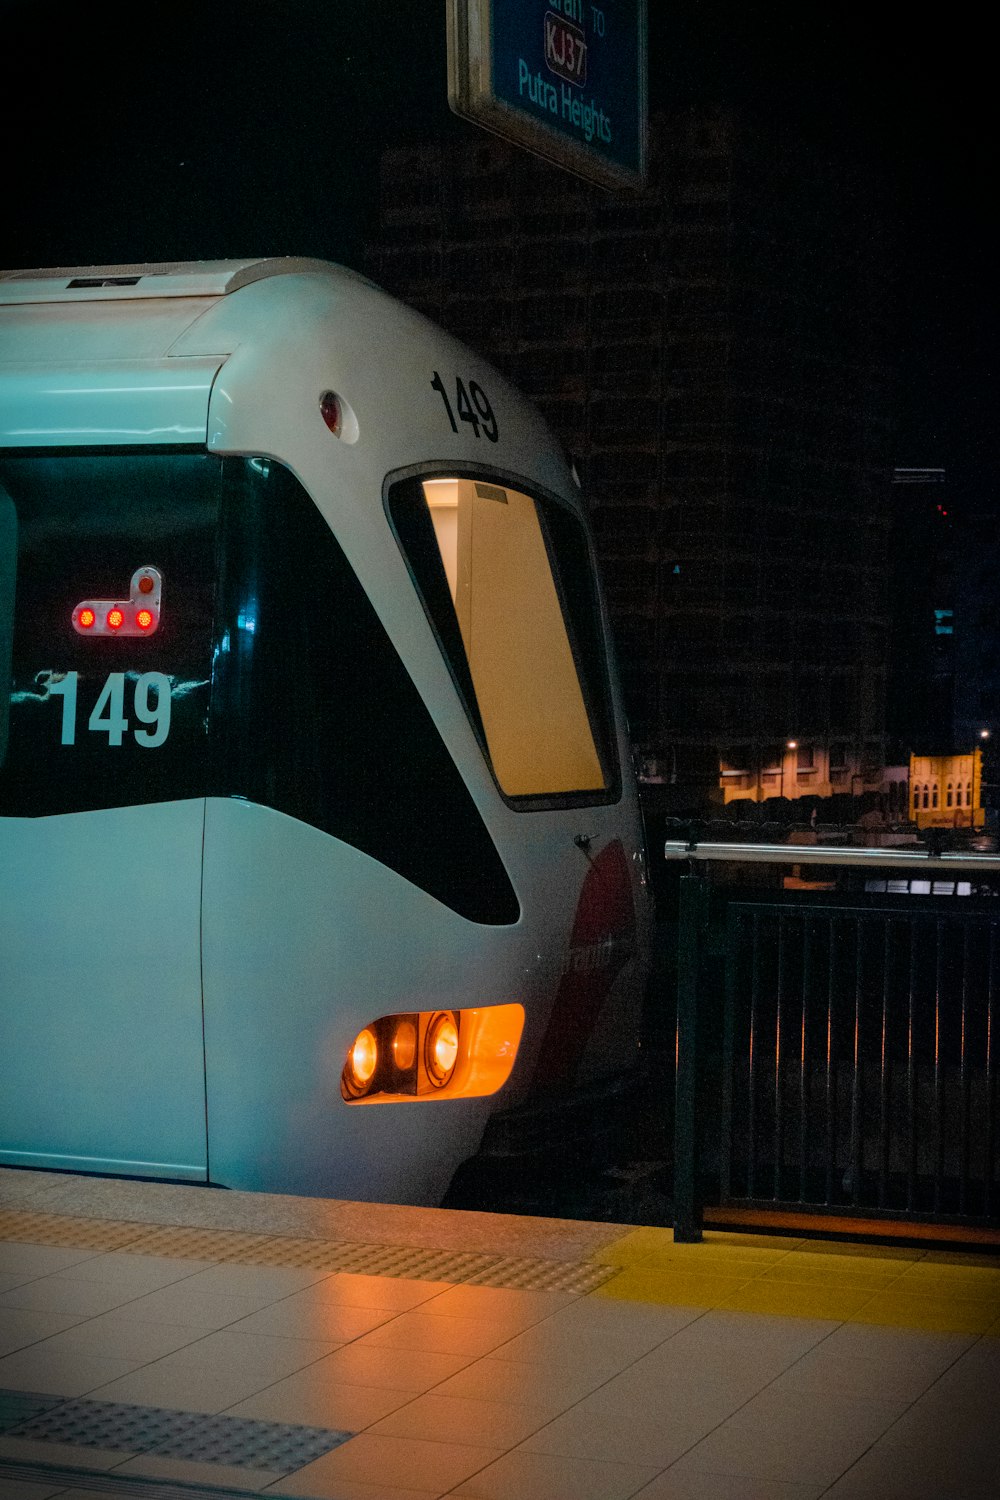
[0,801,208,1178]
[202,798,503,1203]
[200,797,645,1204]
[0,258,653,1205]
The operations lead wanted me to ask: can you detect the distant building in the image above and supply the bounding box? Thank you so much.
[364,109,897,812]
[888,470,1000,814]
[909,749,985,829]
[887,468,956,756]
[952,513,1000,763]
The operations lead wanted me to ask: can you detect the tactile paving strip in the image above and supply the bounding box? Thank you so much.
[464,1255,615,1292]
[0,1208,616,1292]
[0,1456,287,1498]
[0,1209,140,1250]
[0,1388,64,1434]
[4,1391,350,1470]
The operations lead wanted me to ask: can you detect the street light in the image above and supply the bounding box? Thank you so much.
[979,731,992,826]
[782,739,797,802]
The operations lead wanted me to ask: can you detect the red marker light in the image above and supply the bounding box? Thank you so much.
[72,566,162,635]
[319,390,342,436]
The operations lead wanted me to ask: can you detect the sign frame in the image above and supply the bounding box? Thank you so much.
[447,0,648,193]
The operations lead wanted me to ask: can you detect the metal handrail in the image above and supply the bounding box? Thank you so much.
[663,840,1000,871]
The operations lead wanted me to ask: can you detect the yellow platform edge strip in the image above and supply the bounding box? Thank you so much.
[590,1225,1000,1334]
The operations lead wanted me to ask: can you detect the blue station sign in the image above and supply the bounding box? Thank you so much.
[448,0,647,191]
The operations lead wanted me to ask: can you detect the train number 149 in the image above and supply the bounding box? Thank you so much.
[48,671,172,748]
[431,371,499,442]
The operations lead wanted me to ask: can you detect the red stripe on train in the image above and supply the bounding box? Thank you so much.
[531,838,636,1088]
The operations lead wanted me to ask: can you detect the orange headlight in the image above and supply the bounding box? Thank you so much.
[342,1027,378,1097]
[424,1011,460,1088]
[392,1018,417,1070]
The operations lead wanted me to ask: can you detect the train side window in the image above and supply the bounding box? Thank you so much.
[0,485,15,767]
[388,473,619,806]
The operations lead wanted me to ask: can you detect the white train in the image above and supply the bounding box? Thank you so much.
[0,258,653,1206]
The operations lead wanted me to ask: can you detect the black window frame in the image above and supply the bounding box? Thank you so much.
[384,460,623,813]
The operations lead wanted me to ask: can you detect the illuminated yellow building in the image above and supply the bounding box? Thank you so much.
[719,741,883,809]
[909,749,984,828]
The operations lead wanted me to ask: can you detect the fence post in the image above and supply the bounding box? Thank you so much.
[674,871,709,1242]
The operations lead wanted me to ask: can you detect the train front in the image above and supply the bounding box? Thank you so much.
[176,264,655,1207]
[0,257,653,1208]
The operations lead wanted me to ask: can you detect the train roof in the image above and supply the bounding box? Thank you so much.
[0,258,378,304]
[0,259,572,499]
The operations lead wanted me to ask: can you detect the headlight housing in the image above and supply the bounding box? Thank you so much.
[424,1011,460,1088]
[340,1004,524,1103]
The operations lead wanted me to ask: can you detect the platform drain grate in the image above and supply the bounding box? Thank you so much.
[4,1391,350,1470]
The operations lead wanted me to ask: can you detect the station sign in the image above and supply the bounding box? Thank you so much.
[448,0,647,192]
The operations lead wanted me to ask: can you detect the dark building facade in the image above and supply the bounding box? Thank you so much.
[887,468,956,756]
[363,108,898,812]
[888,469,1000,816]
[953,514,1000,758]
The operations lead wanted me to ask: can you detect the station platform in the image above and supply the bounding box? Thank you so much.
[1,1167,998,1500]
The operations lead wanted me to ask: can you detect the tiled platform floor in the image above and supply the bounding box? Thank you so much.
[0,1169,998,1500]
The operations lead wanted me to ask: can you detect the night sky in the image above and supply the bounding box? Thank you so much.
[4,2,993,497]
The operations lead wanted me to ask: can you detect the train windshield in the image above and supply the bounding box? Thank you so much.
[0,453,218,817]
[388,474,619,805]
[0,487,14,766]
[0,453,518,923]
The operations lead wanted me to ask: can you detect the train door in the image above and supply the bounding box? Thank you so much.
[0,452,219,1180]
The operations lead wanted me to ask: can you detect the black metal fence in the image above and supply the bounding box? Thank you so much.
[672,861,1000,1241]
